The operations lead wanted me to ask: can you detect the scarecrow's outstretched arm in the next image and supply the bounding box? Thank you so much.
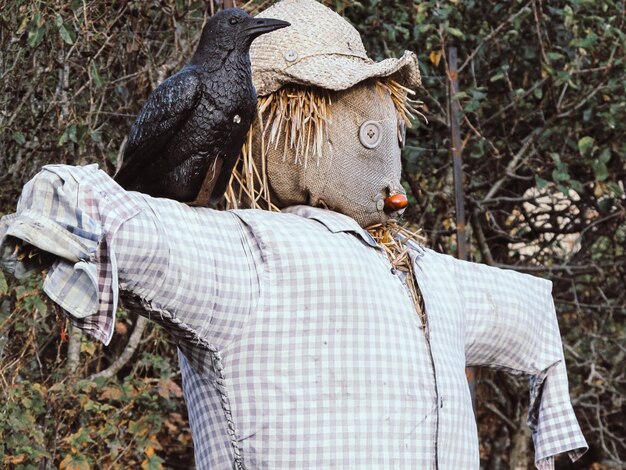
[454,258,588,468]
[0,164,259,347]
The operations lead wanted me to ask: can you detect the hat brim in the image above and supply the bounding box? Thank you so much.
[252,49,421,96]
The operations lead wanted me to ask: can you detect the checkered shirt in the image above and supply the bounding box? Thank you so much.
[0,165,587,469]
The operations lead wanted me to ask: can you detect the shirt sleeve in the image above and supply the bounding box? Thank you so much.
[455,258,587,468]
[0,164,144,344]
[0,164,259,349]
[114,195,261,350]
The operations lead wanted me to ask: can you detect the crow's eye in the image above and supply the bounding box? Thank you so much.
[229,17,239,25]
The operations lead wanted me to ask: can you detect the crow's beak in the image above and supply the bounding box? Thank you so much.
[244,17,290,38]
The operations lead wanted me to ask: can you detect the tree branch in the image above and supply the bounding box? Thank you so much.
[66,325,82,374]
[481,128,543,203]
[88,316,148,380]
[471,209,495,265]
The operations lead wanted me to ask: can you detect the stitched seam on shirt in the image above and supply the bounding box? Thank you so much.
[159,313,247,468]
[121,292,246,469]
[410,274,439,469]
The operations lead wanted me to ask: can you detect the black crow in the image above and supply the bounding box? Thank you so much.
[114,9,289,206]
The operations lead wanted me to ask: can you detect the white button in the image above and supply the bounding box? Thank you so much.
[283,49,298,62]
[233,114,241,124]
[359,121,382,149]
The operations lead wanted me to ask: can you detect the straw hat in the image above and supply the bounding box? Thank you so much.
[250,0,421,95]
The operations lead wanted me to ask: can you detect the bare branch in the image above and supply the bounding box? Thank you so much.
[66,325,83,374]
[471,209,495,265]
[88,316,148,380]
[481,128,543,203]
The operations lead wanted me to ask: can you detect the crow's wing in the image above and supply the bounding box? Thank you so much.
[114,68,202,187]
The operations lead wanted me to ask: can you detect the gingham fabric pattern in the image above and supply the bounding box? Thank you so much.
[0,165,587,469]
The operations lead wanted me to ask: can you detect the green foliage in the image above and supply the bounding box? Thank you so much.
[0,275,190,468]
[0,0,208,212]
[1,383,50,467]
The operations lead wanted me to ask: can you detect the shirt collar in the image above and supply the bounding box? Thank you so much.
[281,205,380,250]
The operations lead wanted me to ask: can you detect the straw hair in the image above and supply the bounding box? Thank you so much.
[377,80,427,126]
[224,84,330,210]
[261,85,332,168]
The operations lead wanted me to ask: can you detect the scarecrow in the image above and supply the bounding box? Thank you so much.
[0,0,586,468]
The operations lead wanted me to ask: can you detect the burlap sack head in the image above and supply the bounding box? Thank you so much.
[226,0,422,228]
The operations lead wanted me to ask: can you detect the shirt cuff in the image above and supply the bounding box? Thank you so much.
[532,402,587,469]
[529,365,588,468]
[0,164,143,345]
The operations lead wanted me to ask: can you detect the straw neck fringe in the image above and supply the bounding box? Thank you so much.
[368,222,427,325]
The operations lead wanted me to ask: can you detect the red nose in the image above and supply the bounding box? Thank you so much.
[384,193,408,211]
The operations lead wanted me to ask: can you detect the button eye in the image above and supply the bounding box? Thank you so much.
[358,121,383,149]
[229,17,239,25]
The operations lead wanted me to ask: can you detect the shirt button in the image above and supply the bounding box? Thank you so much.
[359,121,382,149]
